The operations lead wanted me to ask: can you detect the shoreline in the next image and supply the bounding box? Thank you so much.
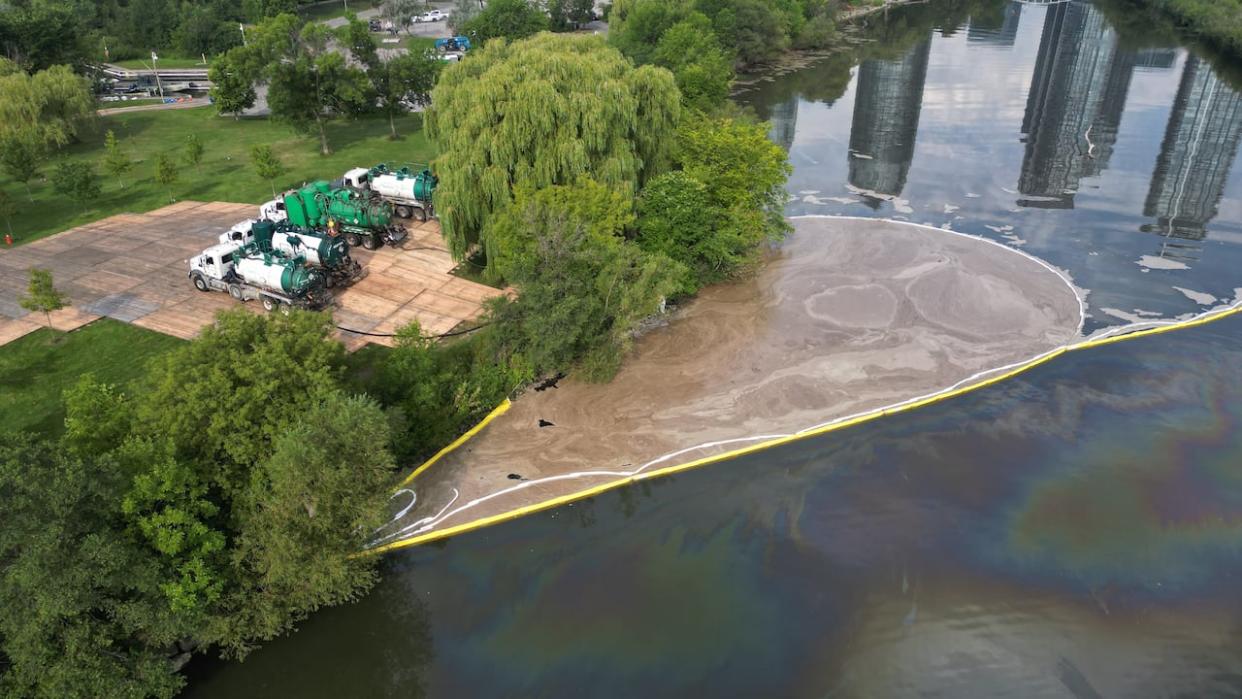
[371,217,1087,550]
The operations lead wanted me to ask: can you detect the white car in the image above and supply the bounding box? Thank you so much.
[416,9,447,22]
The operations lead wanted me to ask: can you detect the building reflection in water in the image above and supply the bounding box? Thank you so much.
[967,0,1022,47]
[1142,55,1242,260]
[847,37,932,207]
[1133,48,1177,70]
[768,96,799,153]
[1018,1,1135,209]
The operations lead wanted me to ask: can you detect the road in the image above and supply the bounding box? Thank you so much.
[97,97,213,116]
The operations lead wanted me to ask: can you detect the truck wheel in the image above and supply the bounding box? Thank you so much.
[346,232,362,247]
[192,274,209,292]
[413,206,427,222]
[362,235,381,250]
[395,205,412,219]
[261,296,276,312]
[228,284,243,300]
[279,302,292,316]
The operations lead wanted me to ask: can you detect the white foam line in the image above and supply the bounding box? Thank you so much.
[379,217,1242,546]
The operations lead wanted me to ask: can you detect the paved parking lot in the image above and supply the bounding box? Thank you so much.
[0,201,503,350]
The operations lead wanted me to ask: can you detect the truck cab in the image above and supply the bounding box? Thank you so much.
[220,220,254,245]
[259,198,288,222]
[189,242,244,284]
[342,167,372,192]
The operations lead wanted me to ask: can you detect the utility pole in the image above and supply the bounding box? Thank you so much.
[151,51,164,99]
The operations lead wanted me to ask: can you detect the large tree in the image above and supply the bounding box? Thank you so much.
[461,0,549,44]
[0,3,86,71]
[482,179,682,380]
[0,63,95,150]
[341,16,442,139]
[208,48,258,119]
[248,14,373,155]
[637,114,791,293]
[426,33,681,257]
[0,435,187,699]
[651,12,734,110]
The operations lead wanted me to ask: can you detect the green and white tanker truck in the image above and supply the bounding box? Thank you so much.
[340,163,437,221]
[221,219,364,287]
[260,181,407,250]
[188,239,330,312]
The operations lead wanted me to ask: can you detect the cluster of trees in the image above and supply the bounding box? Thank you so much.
[445,0,595,39]
[428,33,789,380]
[1125,0,1242,56]
[0,311,400,698]
[209,14,441,151]
[0,0,364,68]
[610,0,840,76]
[0,57,96,198]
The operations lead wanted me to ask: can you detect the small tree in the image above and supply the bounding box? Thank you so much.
[50,161,102,213]
[381,0,425,35]
[102,130,134,188]
[184,133,204,173]
[250,144,285,198]
[208,48,258,120]
[155,153,179,203]
[19,268,67,327]
[0,134,44,201]
[0,189,15,238]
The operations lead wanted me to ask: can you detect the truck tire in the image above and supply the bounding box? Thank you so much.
[395,205,412,219]
[346,232,362,247]
[228,284,243,300]
[413,206,427,222]
[261,296,276,312]
[191,274,209,292]
[279,302,292,316]
[362,235,381,250]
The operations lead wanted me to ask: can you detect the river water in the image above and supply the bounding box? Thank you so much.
[185,2,1242,696]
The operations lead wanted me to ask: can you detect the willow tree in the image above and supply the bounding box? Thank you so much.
[426,33,681,259]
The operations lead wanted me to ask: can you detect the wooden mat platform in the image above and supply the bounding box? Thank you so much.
[0,202,503,349]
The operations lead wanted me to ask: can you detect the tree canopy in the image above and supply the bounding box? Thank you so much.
[426,33,681,257]
[638,114,792,293]
[0,310,404,697]
[482,179,682,380]
[461,0,549,44]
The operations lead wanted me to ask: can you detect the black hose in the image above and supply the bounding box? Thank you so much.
[335,321,491,339]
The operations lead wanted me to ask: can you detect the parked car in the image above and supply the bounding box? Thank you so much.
[368,19,382,31]
[416,9,447,22]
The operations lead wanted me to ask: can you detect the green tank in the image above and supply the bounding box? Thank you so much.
[283,182,392,231]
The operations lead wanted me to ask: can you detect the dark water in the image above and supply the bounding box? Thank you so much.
[186,2,1242,696]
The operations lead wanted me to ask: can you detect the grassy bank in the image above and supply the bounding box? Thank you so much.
[109,55,211,70]
[1131,0,1242,56]
[0,320,184,437]
[0,109,434,246]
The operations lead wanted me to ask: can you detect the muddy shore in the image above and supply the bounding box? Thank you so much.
[375,218,1083,545]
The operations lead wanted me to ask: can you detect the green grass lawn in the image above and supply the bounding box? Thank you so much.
[402,36,439,52]
[109,55,212,70]
[97,98,168,108]
[0,320,184,437]
[1,109,435,246]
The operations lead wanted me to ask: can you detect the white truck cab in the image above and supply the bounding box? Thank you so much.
[220,220,253,245]
[341,167,371,191]
[259,198,288,222]
[190,242,244,285]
